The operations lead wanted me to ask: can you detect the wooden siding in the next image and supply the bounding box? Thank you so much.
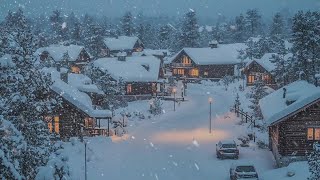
[244,61,276,87]
[171,51,235,78]
[125,82,157,95]
[269,101,320,157]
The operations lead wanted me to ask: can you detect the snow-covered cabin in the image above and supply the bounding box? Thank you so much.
[94,56,162,96]
[42,68,111,138]
[259,80,320,166]
[34,45,91,74]
[170,43,246,79]
[103,36,144,57]
[244,53,277,88]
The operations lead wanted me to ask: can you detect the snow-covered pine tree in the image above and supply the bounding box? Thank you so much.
[121,11,134,36]
[1,9,65,179]
[249,79,268,120]
[0,115,25,179]
[149,97,163,115]
[158,24,172,49]
[270,53,289,87]
[49,10,65,44]
[270,12,285,37]
[291,11,320,83]
[233,14,247,43]
[308,142,320,180]
[180,9,200,48]
[245,9,262,37]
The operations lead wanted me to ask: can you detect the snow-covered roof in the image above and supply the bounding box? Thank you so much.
[68,73,104,95]
[51,79,111,118]
[259,81,320,126]
[94,56,161,82]
[246,53,277,72]
[41,67,104,94]
[104,36,141,51]
[170,43,246,65]
[34,45,87,62]
[0,54,15,68]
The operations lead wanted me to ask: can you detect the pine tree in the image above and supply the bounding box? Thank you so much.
[149,97,163,115]
[180,9,200,48]
[158,24,172,49]
[234,14,247,42]
[121,12,134,36]
[249,79,268,120]
[270,53,291,87]
[49,10,64,43]
[291,11,320,83]
[270,12,284,37]
[1,9,64,179]
[245,9,262,37]
[308,143,320,180]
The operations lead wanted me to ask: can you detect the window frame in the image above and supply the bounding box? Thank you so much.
[307,127,320,141]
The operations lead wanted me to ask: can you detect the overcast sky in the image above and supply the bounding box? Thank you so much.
[1,0,320,20]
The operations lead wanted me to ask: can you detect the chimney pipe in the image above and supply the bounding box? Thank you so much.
[283,88,287,99]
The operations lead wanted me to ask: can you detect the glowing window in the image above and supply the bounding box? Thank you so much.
[71,66,81,74]
[45,116,53,133]
[54,116,59,134]
[308,128,314,140]
[315,128,320,140]
[127,84,132,94]
[190,69,199,76]
[248,75,255,83]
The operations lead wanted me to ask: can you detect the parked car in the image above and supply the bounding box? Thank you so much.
[229,163,259,180]
[216,140,239,159]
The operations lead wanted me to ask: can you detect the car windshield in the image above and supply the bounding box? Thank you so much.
[236,166,255,173]
[222,144,236,148]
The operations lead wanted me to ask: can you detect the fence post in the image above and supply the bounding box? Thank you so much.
[241,109,244,120]
[253,116,255,127]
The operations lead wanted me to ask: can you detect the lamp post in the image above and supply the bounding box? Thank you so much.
[84,140,87,180]
[209,97,213,133]
[173,88,176,111]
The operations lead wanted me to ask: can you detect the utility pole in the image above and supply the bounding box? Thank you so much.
[209,97,213,133]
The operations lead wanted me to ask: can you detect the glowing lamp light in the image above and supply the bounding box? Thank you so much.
[208,97,213,103]
[173,88,177,93]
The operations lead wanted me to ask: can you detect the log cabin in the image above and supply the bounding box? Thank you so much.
[42,68,111,139]
[244,53,277,88]
[259,80,320,167]
[34,45,92,74]
[170,42,246,79]
[94,55,162,96]
[103,36,144,57]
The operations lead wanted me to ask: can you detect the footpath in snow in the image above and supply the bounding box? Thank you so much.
[64,82,275,180]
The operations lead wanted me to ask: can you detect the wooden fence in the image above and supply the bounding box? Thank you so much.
[232,104,256,128]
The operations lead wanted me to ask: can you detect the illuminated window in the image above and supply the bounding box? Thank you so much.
[204,71,208,76]
[127,84,132,94]
[173,69,177,74]
[182,56,191,64]
[53,116,59,134]
[248,75,255,83]
[85,117,95,128]
[45,116,53,133]
[307,128,320,140]
[308,128,314,140]
[71,66,81,74]
[177,69,184,75]
[190,69,199,77]
[316,129,320,140]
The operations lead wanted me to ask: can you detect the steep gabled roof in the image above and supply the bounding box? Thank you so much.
[259,81,320,126]
[34,45,87,62]
[94,56,160,82]
[245,53,277,73]
[103,36,142,51]
[51,80,111,118]
[170,43,246,65]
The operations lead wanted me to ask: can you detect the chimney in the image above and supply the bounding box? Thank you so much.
[209,40,218,48]
[283,88,287,99]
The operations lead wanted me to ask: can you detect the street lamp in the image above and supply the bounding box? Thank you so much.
[84,140,88,180]
[173,88,177,111]
[208,97,213,133]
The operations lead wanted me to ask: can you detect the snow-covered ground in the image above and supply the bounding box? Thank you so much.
[64,81,276,180]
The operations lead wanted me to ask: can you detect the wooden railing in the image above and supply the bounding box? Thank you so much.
[232,104,256,128]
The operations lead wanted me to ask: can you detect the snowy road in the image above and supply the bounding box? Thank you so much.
[66,83,275,180]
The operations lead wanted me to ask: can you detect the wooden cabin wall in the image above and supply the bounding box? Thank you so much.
[198,64,234,78]
[275,102,320,156]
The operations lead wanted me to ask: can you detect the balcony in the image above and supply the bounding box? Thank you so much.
[171,63,193,68]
